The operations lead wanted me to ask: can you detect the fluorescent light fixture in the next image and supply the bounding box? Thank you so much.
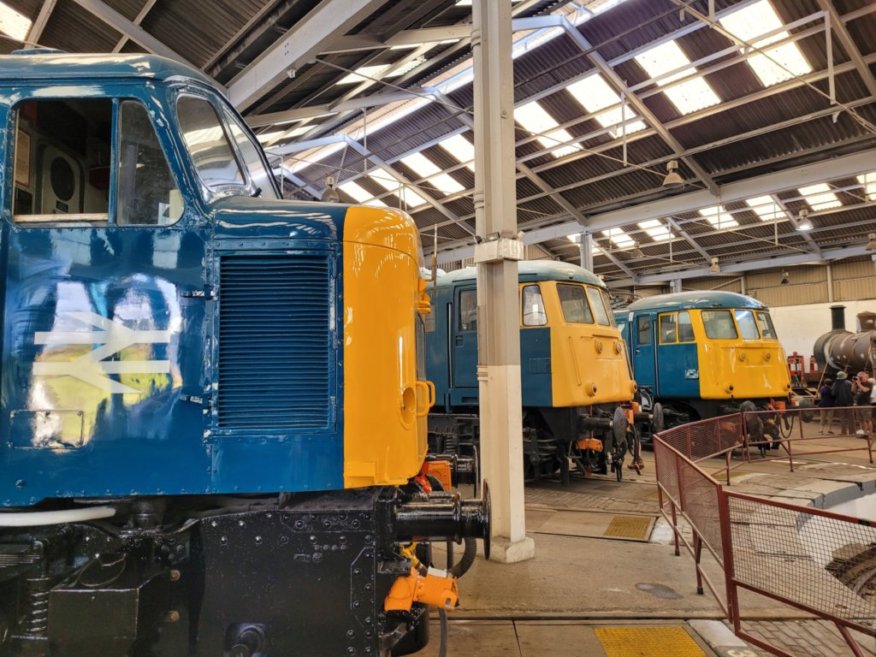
[370,173,428,209]
[638,219,673,241]
[336,65,390,85]
[857,172,876,201]
[400,153,464,195]
[798,183,841,211]
[514,101,580,158]
[635,40,720,115]
[719,0,811,86]
[438,134,476,172]
[339,181,387,207]
[0,2,31,41]
[601,227,635,248]
[745,195,787,221]
[567,74,647,138]
[698,205,738,229]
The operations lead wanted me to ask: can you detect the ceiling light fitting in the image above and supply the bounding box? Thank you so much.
[796,208,813,231]
[709,256,720,273]
[663,159,683,187]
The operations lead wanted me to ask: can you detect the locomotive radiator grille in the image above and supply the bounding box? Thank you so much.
[217,254,332,430]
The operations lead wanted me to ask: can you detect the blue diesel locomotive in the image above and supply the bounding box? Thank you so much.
[615,291,792,429]
[426,262,643,482]
[0,52,488,657]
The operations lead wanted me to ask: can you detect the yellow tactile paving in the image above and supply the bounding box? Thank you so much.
[595,626,707,657]
[603,515,654,540]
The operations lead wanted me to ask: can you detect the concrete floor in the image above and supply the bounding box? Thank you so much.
[421,430,876,657]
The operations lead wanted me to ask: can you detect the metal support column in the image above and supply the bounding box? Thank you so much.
[471,0,534,563]
[579,232,594,272]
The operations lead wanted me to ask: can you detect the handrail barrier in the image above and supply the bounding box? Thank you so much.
[654,406,876,657]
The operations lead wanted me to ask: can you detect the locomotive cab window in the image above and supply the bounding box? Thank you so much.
[755,311,777,339]
[522,285,547,326]
[636,315,651,345]
[458,289,477,331]
[659,313,678,344]
[12,98,182,226]
[678,311,695,342]
[557,284,592,324]
[702,310,738,339]
[587,286,612,326]
[177,95,246,195]
[734,309,760,340]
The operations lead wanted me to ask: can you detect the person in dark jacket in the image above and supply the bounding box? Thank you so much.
[832,371,853,434]
[853,371,872,437]
[818,378,834,434]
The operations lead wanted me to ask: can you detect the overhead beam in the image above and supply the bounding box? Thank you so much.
[248,90,425,127]
[112,0,158,52]
[816,0,876,99]
[665,217,711,264]
[607,245,874,287]
[434,150,876,263]
[27,0,57,43]
[69,0,194,66]
[227,0,392,111]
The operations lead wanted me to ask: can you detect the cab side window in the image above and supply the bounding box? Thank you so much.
[117,101,182,225]
[636,315,651,346]
[678,311,695,342]
[12,99,112,223]
[522,285,547,326]
[734,309,760,340]
[11,98,181,226]
[755,311,777,339]
[659,313,677,344]
[458,289,477,332]
[177,96,245,191]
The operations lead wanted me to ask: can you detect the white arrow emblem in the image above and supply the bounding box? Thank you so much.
[33,312,172,394]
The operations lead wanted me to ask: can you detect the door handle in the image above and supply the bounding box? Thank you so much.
[455,335,464,346]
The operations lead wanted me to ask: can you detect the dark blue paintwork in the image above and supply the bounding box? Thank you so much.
[0,54,350,506]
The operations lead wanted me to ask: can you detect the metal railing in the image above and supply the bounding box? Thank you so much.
[654,407,876,657]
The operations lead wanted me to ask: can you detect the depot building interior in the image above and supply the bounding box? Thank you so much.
[1,1,875,656]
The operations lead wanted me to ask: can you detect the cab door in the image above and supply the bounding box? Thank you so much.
[0,91,210,505]
[450,286,479,404]
[632,313,658,393]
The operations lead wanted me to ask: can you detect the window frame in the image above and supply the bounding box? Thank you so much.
[9,95,184,228]
[586,285,612,326]
[457,288,477,332]
[223,109,281,200]
[677,310,695,343]
[755,311,778,340]
[733,308,760,341]
[658,312,678,344]
[556,283,594,325]
[636,315,652,346]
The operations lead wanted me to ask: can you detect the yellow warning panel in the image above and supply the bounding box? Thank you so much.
[603,515,654,540]
[595,626,706,657]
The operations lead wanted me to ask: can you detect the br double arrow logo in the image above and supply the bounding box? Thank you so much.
[33,312,172,394]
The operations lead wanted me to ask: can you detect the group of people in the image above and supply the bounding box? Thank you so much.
[817,370,876,436]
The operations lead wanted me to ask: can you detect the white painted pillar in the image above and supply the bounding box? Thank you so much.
[579,232,594,272]
[471,0,534,563]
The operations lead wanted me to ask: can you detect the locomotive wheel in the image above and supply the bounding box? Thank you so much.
[652,402,665,435]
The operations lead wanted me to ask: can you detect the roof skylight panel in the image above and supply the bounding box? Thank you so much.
[698,205,738,229]
[339,181,387,207]
[745,195,787,220]
[336,65,390,85]
[798,183,841,210]
[634,40,720,115]
[567,74,647,138]
[0,2,31,41]
[601,227,634,248]
[514,101,580,158]
[857,172,876,202]
[719,0,811,87]
[638,219,673,241]
[438,134,476,172]
[370,173,428,209]
[400,153,465,195]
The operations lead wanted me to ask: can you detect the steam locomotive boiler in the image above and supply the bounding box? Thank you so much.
[0,52,488,657]
[813,306,876,375]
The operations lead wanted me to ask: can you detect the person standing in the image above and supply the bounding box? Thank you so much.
[832,371,853,435]
[855,372,873,437]
[818,378,834,435]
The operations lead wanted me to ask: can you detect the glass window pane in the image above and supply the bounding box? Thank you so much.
[118,101,182,225]
[557,284,593,324]
[659,313,677,344]
[734,309,759,340]
[600,290,616,326]
[587,287,611,325]
[678,311,695,342]
[522,285,547,326]
[177,96,244,190]
[636,316,651,345]
[756,311,777,339]
[226,114,278,199]
[12,99,112,223]
[703,310,738,339]
[458,289,477,332]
